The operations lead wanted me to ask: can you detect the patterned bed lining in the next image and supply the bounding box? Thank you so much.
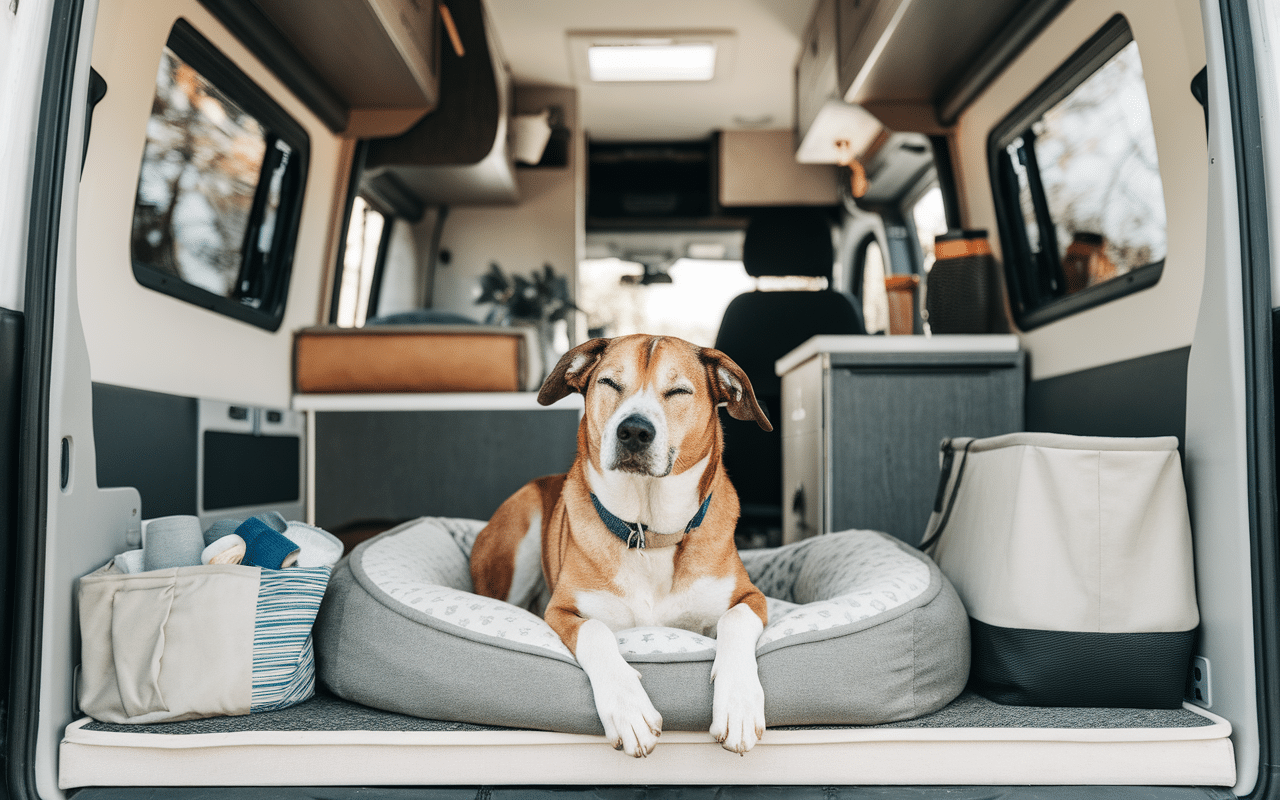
[359,519,933,660]
[81,689,1214,736]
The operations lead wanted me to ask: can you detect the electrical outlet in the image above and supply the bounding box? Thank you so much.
[1187,655,1211,708]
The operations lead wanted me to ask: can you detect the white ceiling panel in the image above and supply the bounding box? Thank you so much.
[484,0,819,141]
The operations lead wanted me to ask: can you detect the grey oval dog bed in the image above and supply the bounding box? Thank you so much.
[314,517,970,734]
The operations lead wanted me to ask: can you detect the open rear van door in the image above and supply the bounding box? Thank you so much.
[0,0,78,791]
[1193,1,1280,797]
[0,0,42,791]
[1,0,144,797]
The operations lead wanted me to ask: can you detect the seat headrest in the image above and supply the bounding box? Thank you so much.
[742,208,835,279]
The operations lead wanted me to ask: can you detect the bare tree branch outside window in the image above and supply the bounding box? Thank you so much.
[131,48,268,300]
[1026,41,1166,282]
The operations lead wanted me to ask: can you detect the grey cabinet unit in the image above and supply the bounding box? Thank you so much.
[780,336,1024,546]
[306,398,580,530]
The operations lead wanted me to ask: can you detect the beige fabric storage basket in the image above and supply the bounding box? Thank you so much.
[922,432,1198,708]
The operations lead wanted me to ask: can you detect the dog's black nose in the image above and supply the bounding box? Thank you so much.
[616,414,655,451]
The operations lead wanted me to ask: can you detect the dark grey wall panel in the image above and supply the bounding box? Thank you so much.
[203,431,300,510]
[829,363,1024,544]
[314,410,580,528]
[1025,346,1190,445]
[92,383,198,517]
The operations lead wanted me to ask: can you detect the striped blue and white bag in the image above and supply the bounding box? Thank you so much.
[77,522,342,724]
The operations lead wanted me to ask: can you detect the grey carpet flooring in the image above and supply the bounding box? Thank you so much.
[81,690,1213,736]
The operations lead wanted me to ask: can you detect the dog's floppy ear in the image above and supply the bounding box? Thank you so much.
[538,338,611,405]
[700,347,772,432]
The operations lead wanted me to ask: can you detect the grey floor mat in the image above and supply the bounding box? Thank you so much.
[81,692,516,735]
[790,691,1213,730]
[80,690,1213,736]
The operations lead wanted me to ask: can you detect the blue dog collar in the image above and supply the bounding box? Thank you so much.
[589,492,713,549]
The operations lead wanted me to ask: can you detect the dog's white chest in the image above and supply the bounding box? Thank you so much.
[574,546,734,636]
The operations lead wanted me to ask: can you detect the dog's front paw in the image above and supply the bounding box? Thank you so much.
[593,669,664,757]
[710,658,765,754]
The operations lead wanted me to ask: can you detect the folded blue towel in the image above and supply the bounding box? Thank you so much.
[237,517,300,570]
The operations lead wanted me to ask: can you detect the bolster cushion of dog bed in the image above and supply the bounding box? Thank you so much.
[314,517,970,733]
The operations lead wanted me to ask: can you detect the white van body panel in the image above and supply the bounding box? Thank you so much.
[77,0,351,408]
[1186,1,1260,794]
[0,0,57,311]
[953,0,1208,382]
[31,2,335,795]
[32,6,144,798]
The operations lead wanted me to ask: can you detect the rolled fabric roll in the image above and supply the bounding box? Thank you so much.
[236,517,300,570]
[283,522,345,568]
[204,511,288,546]
[203,518,240,547]
[201,534,247,566]
[143,515,205,571]
[114,549,144,574]
[255,511,288,533]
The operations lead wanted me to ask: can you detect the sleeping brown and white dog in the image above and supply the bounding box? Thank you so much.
[470,334,773,757]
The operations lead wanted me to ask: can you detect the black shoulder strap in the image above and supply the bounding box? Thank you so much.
[918,438,974,554]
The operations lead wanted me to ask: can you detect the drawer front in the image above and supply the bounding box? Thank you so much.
[782,428,824,545]
[780,355,825,438]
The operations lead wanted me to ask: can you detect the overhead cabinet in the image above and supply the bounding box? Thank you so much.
[794,0,1031,159]
[245,0,441,137]
[794,0,882,164]
[364,0,519,204]
[719,130,839,207]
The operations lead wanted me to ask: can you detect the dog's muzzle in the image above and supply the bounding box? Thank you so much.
[616,414,655,453]
[611,414,673,475]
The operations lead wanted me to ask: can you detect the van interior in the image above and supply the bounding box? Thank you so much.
[4,0,1278,796]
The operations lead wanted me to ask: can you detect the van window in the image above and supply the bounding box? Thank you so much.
[579,258,755,346]
[579,258,830,346]
[990,16,1165,329]
[859,237,889,334]
[910,185,948,273]
[129,20,308,332]
[335,196,390,327]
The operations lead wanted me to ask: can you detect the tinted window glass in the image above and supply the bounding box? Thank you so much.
[335,197,389,328]
[130,20,308,331]
[579,258,768,346]
[911,186,948,274]
[860,238,888,334]
[991,17,1165,329]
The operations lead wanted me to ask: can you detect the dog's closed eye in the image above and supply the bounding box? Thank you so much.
[664,387,693,398]
[598,377,623,392]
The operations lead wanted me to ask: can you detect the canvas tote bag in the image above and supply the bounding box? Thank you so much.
[77,522,342,724]
[920,432,1198,708]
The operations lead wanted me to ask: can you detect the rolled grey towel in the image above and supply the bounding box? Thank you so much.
[143,515,205,571]
[256,511,288,532]
[204,511,288,545]
[203,518,241,547]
